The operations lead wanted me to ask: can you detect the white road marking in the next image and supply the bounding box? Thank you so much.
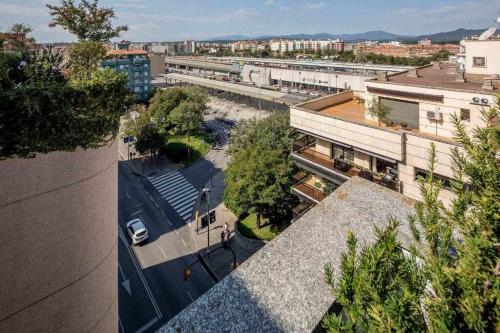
[159,246,168,259]
[119,316,125,333]
[118,262,131,295]
[125,192,131,199]
[186,291,194,301]
[119,227,163,319]
[148,171,199,222]
[135,317,159,333]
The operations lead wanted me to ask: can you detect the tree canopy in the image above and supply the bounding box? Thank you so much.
[47,0,128,42]
[323,97,500,332]
[224,111,296,226]
[134,123,165,157]
[149,86,209,130]
[0,50,129,158]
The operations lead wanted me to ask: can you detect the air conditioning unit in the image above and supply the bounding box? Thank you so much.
[426,111,442,121]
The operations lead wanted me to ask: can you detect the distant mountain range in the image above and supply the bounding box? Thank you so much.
[205,28,486,42]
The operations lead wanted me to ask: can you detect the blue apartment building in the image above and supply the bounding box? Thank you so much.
[102,50,151,101]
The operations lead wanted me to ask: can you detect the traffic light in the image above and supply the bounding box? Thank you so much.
[201,215,209,228]
[209,211,216,224]
[183,267,192,281]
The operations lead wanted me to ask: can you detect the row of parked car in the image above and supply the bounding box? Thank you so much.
[279,86,321,97]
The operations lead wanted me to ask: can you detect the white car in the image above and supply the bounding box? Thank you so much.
[126,218,148,245]
[280,87,290,93]
[299,90,308,95]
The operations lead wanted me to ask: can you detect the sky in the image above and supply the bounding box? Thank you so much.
[0,0,499,42]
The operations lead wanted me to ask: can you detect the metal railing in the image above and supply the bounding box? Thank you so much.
[292,140,401,192]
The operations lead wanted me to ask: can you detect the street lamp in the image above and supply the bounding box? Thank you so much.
[202,188,211,253]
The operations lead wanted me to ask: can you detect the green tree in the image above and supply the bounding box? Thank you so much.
[224,112,296,227]
[4,23,35,57]
[149,86,208,130]
[149,87,188,128]
[123,104,153,137]
[168,100,204,139]
[323,97,500,332]
[66,40,106,78]
[368,97,390,126]
[134,123,165,160]
[47,0,127,42]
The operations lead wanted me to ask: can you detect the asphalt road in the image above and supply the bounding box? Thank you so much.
[118,161,215,333]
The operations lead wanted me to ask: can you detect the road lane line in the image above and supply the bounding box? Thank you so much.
[119,316,125,333]
[159,246,168,259]
[119,227,163,319]
[125,192,131,199]
[186,291,194,301]
[135,317,159,333]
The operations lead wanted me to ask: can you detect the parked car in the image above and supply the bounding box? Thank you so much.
[280,87,290,93]
[299,90,308,95]
[290,88,299,93]
[126,218,148,245]
[310,91,320,97]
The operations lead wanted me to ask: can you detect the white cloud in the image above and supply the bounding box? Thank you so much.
[264,0,275,5]
[303,2,326,10]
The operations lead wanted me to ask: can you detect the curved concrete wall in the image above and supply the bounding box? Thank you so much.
[0,142,118,332]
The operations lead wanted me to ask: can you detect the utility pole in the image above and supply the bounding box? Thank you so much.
[203,188,211,254]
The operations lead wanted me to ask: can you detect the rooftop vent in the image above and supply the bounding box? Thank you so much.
[407,68,420,78]
[456,71,466,83]
[378,71,389,81]
[482,78,495,91]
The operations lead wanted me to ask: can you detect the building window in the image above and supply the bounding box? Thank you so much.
[332,144,353,164]
[472,57,486,67]
[415,168,452,190]
[460,109,470,122]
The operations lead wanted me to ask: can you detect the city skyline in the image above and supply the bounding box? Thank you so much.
[0,0,498,42]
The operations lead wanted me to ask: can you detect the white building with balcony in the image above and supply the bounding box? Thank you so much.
[290,37,499,214]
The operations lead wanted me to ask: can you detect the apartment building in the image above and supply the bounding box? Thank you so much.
[290,37,499,216]
[270,39,345,53]
[102,50,151,100]
[355,40,460,58]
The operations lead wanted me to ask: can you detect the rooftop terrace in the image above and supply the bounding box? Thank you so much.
[373,63,499,94]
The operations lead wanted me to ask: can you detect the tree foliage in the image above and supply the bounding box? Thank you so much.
[67,40,107,78]
[169,100,205,137]
[123,104,152,137]
[4,23,36,57]
[134,123,165,157]
[47,0,127,42]
[0,51,129,158]
[368,97,390,126]
[323,97,500,332]
[149,86,208,133]
[224,111,296,226]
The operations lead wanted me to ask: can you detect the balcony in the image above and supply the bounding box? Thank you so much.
[292,140,400,192]
[292,174,328,203]
[291,201,313,221]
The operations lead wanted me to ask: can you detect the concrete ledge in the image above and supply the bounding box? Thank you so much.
[158,177,416,333]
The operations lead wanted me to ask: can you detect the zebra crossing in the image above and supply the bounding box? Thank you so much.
[204,120,231,134]
[148,171,199,222]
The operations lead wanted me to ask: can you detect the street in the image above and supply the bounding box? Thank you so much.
[118,161,215,333]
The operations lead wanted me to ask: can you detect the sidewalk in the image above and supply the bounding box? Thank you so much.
[117,130,180,177]
[190,169,264,281]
